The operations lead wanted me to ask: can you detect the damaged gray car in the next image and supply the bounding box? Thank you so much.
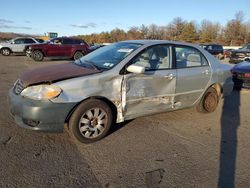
[8,40,233,143]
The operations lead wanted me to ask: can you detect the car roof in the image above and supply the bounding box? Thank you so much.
[201,43,223,46]
[119,40,201,47]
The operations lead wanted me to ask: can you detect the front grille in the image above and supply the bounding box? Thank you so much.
[13,79,25,95]
[234,53,245,58]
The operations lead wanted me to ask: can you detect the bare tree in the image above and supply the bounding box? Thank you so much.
[199,20,221,43]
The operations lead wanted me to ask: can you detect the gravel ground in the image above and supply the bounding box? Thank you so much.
[0,55,250,188]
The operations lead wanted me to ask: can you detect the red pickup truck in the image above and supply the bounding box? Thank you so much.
[26,37,90,61]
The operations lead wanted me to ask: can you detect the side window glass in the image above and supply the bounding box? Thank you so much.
[53,39,62,45]
[175,46,208,68]
[24,39,36,44]
[130,45,171,71]
[14,39,24,44]
[62,38,72,44]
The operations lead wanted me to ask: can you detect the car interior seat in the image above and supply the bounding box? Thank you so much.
[134,51,151,70]
[186,54,201,67]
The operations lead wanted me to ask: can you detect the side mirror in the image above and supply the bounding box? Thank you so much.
[10,41,15,44]
[126,64,145,74]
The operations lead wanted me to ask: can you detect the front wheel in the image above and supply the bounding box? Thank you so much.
[32,50,44,61]
[1,48,11,56]
[197,87,219,113]
[69,99,113,144]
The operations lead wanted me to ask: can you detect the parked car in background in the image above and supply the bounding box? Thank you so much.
[229,44,250,64]
[0,37,44,56]
[89,43,105,52]
[26,37,90,61]
[200,44,224,60]
[8,40,233,143]
[231,59,250,88]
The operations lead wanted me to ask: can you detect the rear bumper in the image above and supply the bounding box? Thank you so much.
[8,89,76,133]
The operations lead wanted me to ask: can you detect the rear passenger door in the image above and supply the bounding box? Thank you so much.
[174,45,211,107]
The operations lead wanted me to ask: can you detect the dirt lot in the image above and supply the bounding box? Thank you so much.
[0,55,250,188]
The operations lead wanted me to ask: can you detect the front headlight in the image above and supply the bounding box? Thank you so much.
[21,84,62,100]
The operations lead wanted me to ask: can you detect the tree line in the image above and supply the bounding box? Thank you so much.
[76,11,250,46]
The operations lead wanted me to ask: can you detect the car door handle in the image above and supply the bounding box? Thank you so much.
[202,70,210,75]
[164,73,175,80]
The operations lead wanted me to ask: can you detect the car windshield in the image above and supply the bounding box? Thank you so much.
[242,44,250,50]
[74,42,142,70]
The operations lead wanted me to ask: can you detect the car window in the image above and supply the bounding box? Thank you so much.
[62,38,73,44]
[175,46,208,68]
[52,38,63,45]
[130,45,171,71]
[206,45,213,50]
[244,45,250,49]
[14,38,25,44]
[24,38,36,44]
[35,38,44,43]
[73,39,81,44]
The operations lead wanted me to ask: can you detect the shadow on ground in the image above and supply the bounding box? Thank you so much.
[218,89,241,188]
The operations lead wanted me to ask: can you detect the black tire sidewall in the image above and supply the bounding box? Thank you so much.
[32,50,44,61]
[69,99,113,143]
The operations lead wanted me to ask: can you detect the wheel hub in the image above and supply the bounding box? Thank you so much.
[90,118,98,127]
[78,108,107,139]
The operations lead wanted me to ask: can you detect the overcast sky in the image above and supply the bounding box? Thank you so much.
[0,0,249,36]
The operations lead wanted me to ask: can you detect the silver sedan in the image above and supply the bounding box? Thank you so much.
[8,40,233,143]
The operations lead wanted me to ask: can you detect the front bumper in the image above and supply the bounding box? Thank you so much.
[26,49,32,57]
[8,89,76,133]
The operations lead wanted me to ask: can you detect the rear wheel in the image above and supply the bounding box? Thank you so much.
[32,50,44,61]
[73,51,84,60]
[1,48,11,56]
[197,87,219,113]
[69,99,113,143]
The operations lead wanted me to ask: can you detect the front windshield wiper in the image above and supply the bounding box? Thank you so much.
[77,59,99,71]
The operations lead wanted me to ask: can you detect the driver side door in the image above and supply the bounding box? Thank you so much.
[122,44,177,120]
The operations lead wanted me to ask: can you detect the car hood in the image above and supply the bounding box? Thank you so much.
[232,61,250,73]
[20,62,101,87]
[0,42,11,47]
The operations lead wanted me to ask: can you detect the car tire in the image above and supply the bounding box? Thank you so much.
[1,48,11,56]
[32,50,44,61]
[73,51,84,60]
[69,99,113,144]
[197,87,219,113]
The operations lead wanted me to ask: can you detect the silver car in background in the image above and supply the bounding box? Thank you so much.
[8,40,233,143]
[0,37,43,56]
